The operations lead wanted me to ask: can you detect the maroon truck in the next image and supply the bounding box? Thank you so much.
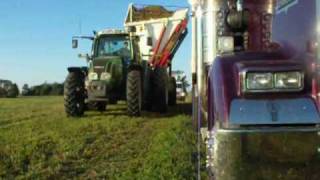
[190,0,320,179]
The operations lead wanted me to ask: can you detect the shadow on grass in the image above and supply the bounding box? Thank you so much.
[80,102,192,119]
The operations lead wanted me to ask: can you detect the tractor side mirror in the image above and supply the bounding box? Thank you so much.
[72,39,78,49]
[147,37,153,46]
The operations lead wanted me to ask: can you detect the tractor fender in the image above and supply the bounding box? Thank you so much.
[67,67,88,76]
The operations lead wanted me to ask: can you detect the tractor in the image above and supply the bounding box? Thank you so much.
[64,4,188,117]
[190,0,320,179]
[64,29,144,116]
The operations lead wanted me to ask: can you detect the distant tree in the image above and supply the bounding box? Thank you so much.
[7,83,19,98]
[0,87,6,97]
[26,82,64,96]
[40,84,52,95]
[21,84,31,96]
[50,83,63,95]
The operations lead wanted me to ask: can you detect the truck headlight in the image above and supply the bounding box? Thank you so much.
[218,36,234,53]
[244,71,304,92]
[100,72,111,81]
[246,73,273,90]
[88,72,98,80]
[275,72,303,89]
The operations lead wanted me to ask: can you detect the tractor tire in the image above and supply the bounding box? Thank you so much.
[152,67,168,113]
[64,72,85,117]
[142,66,153,111]
[127,70,142,116]
[168,77,177,106]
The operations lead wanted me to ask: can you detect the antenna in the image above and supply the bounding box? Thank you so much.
[78,18,82,35]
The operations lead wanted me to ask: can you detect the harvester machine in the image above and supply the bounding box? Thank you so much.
[125,4,188,111]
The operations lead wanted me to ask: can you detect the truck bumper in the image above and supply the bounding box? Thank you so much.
[208,127,320,180]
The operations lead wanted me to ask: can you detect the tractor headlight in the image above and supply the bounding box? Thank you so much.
[100,72,111,81]
[218,36,234,53]
[88,72,98,80]
[246,73,273,90]
[275,72,303,89]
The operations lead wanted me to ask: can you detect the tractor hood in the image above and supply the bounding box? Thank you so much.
[89,56,124,86]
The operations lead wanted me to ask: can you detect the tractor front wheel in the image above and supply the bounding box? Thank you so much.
[64,72,85,117]
[127,70,142,116]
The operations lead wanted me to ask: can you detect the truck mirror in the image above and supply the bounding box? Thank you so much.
[147,37,153,46]
[72,39,78,49]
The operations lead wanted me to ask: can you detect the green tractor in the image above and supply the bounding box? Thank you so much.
[64,29,143,116]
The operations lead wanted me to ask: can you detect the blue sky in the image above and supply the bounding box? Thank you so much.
[0,0,191,87]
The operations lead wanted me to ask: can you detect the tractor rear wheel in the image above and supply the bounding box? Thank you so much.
[127,70,142,116]
[64,72,85,117]
[152,67,168,113]
[142,66,153,111]
[168,77,177,106]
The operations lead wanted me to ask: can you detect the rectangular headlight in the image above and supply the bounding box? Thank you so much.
[88,72,98,80]
[275,72,303,89]
[100,72,111,81]
[246,73,273,90]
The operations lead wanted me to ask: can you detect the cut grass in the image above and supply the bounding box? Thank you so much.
[0,97,197,179]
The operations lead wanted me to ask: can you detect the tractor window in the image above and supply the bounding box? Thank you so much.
[96,36,131,58]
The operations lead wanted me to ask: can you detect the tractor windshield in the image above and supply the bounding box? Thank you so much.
[96,36,131,58]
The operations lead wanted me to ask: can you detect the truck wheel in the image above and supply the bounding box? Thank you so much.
[168,77,177,106]
[64,72,85,117]
[153,67,168,113]
[127,70,142,116]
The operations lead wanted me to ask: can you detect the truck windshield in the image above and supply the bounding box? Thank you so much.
[96,36,131,58]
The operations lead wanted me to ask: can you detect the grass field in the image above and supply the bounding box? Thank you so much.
[0,96,198,179]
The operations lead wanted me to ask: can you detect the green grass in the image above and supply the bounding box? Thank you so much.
[0,97,197,179]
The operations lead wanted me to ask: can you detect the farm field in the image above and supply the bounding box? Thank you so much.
[0,96,199,179]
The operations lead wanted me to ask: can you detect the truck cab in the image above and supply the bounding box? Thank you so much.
[189,0,320,179]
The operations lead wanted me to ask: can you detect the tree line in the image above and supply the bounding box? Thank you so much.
[21,83,64,96]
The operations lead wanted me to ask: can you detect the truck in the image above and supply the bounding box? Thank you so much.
[172,71,188,101]
[64,4,188,117]
[189,0,320,179]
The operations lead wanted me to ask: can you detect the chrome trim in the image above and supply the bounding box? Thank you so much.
[217,126,320,133]
[230,98,320,125]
